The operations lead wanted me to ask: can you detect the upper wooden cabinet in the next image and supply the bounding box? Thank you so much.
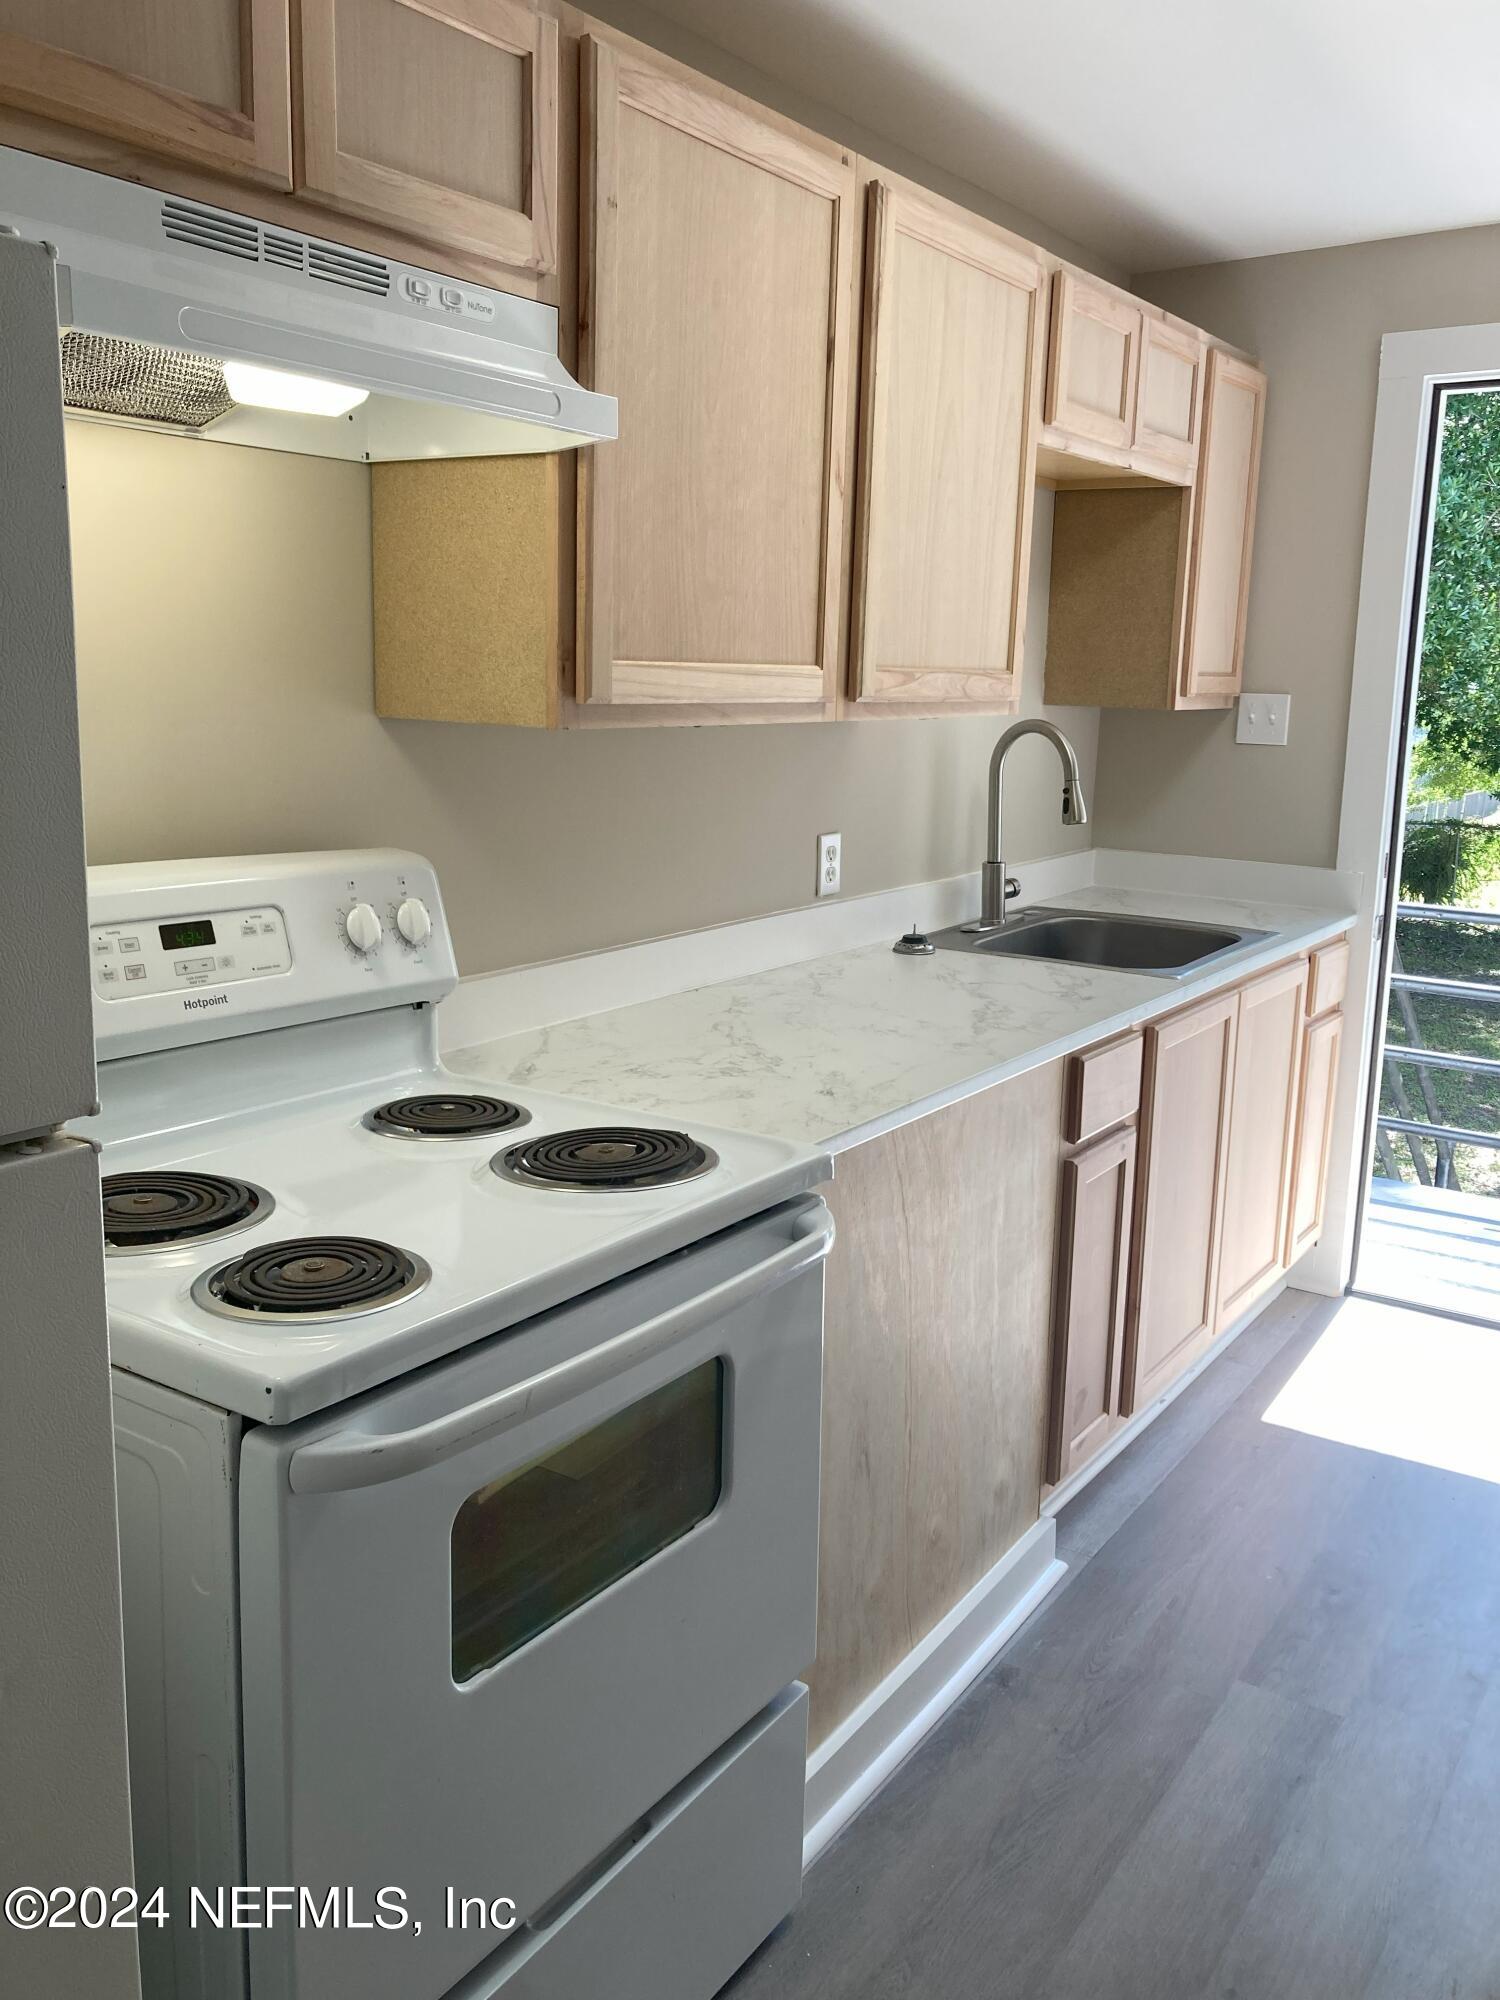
[293,0,557,270]
[1134,315,1205,476]
[1044,271,1141,452]
[847,177,1046,713]
[1045,343,1266,712]
[1042,273,1210,489]
[576,35,856,718]
[1180,348,1267,703]
[0,0,293,186]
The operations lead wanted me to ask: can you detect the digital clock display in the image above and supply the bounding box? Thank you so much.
[158,919,217,951]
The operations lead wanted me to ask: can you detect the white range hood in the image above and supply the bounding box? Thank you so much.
[0,144,616,462]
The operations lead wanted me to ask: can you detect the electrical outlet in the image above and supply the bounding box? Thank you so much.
[816,831,842,898]
[1235,692,1292,745]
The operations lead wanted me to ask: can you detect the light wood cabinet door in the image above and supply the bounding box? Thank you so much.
[1125,991,1238,1414]
[1134,316,1205,475]
[577,36,855,716]
[1048,1126,1136,1485]
[0,0,291,186]
[848,179,1045,711]
[1180,348,1266,705]
[1044,270,1142,452]
[293,0,556,270]
[1286,1008,1344,1265]
[1216,958,1308,1330]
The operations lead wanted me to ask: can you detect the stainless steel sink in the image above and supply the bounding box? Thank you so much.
[927,907,1271,979]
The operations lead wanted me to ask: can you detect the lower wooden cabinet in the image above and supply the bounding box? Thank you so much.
[1123,989,1238,1415]
[1047,1124,1136,1485]
[1053,941,1348,1455]
[1215,957,1308,1330]
[1287,1005,1345,1263]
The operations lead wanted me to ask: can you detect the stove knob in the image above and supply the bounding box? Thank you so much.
[395,896,432,947]
[344,901,383,954]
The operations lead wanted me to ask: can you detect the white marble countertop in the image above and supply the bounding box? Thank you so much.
[449,884,1355,1154]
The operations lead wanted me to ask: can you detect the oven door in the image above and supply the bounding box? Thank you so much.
[237,1195,830,2000]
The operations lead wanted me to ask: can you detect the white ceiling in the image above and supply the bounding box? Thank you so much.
[640,0,1500,270]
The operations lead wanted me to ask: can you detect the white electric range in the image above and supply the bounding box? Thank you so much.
[82,851,833,2000]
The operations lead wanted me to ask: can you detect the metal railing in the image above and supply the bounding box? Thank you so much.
[1377,902,1500,1187]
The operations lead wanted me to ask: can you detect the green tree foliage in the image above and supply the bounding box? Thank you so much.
[1415,390,1500,795]
[1399,820,1500,904]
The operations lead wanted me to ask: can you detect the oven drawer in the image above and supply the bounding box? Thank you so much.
[238,1196,829,2000]
[454,1685,808,2000]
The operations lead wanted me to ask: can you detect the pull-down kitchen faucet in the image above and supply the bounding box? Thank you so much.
[978,719,1088,928]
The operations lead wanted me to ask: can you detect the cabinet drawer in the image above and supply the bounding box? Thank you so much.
[1308,937,1350,1018]
[1065,1033,1143,1145]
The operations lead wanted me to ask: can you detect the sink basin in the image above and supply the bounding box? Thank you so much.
[927,908,1271,979]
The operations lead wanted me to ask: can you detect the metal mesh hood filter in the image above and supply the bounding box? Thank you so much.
[61,330,233,429]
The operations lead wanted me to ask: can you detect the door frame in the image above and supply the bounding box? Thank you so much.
[1311,323,1500,1296]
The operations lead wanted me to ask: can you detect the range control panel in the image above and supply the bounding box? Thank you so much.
[91,905,291,1000]
[87,850,457,1060]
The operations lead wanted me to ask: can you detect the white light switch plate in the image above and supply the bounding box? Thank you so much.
[1236,692,1291,745]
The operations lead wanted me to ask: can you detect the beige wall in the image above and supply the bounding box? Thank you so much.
[68,423,1095,976]
[1094,219,1500,867]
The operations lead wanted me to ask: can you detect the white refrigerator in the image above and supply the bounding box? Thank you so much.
[0,232,140,1997]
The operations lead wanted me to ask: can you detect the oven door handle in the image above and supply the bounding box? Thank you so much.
[286,1204,834,1495]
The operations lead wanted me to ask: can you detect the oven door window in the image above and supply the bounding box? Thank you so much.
[451,1358,725,1683]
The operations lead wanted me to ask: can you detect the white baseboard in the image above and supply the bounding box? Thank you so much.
[1041,1277,1289,1517]
[801,1516,1064,1868]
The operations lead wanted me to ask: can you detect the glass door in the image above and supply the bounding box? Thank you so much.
[1357,385,1500,1323]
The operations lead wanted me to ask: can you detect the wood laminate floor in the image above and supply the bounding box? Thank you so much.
[728,1286,1500,2000]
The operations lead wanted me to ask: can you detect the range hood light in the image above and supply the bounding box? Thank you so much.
[222,360,369,418]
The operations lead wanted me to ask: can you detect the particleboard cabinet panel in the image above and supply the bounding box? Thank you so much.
[1134,314,1205,476]
[1215,957,1308,1331]
[371,453,559,727]
[808,1060,1063,1748]
[1044,269,1142,452]
[1124,990,1238,1414]
[810,1125,915,1751]
[847,174,1045,713]
[294,0,557,270]
[1181,347,1266,704]
[0,0,292,185]
[576,34,855,719]
[1044,483,1192,709]
[1048,1124,1136,1485]
[1287,1007,1344,1264]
